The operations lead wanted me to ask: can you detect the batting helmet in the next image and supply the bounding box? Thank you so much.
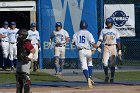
[30,23,36,27]
[3,21,8,25]
[106,17,114,25]
[80,20,88,29]
[17,29,28,40]
[55,22,62,28]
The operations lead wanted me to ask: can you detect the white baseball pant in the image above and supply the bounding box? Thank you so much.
[102,45,116,67]
[79,49,93,70]
[9,43,17,61]
[1,42,9,58]
[55,47,65,59]
[33,44,39,61]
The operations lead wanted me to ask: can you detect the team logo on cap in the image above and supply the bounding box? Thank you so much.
[111,10,129,27]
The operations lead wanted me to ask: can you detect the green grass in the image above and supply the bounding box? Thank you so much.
[0,72,63,84]
[94,71,140,81]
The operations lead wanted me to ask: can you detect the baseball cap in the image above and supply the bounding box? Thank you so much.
[55,22,62,28]
[11,22,16,25]
[4,21,8,25]
[31,23,36,27]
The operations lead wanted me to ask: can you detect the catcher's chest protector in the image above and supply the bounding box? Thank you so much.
[17,40,30,61]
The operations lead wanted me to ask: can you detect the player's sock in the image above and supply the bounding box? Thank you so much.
[110,67,115,79]
[2,58,7,70]
[55,57,60,74]
[83,70,88,81]
[88,66,93,78]
[103,66,108,77]
[14,59,18,67]
[59,59,65,73]
[10,60,14,67]
[2,58,6,67]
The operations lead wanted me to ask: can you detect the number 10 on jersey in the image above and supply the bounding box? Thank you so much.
[79,36,85,43]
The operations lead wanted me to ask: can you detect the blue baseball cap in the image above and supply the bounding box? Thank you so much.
[80,20,88,29]
[106,17,114,24]
[31,23,36,27]
[11,22,16,25]
[55,22,62,28]
[4,21,8,25]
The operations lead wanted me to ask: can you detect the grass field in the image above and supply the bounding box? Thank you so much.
[94,71,140,81]
[0,71,140,84]
[0,72,63,84]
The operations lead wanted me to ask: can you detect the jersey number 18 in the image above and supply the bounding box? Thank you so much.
[79,36,85,43]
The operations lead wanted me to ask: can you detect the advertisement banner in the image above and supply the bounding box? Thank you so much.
[104,4,135,37]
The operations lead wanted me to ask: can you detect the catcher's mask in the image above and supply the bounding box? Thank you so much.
[17,29,28,41]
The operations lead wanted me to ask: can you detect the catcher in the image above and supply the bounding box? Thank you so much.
[16,29,35,93]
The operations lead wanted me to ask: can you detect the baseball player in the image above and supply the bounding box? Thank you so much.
[8,22,19,71]
[0,21,10,70]
[49,22,70,76]
[96,17,121,83]
[27,23,40,72]
[72,20,97,88]
[16,29,35,93]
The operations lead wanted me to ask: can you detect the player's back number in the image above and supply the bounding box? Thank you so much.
[79,36,85,43]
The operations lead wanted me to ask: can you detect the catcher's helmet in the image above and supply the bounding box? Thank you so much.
[17,29,28,40]
[80,20,88,29]
[55,22,62,28]
[106,17,114,24]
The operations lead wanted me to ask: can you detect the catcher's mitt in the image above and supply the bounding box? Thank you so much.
[17,54,31,62]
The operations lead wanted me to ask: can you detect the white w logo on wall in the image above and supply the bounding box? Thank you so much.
[51,0,84,33]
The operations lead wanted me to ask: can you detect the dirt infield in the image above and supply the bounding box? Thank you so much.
[0,85,140,93]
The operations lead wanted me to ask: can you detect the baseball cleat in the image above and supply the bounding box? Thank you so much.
[2,67,6,71]
[54,73,60,76]
[88,78,94,88]
[90,78,94,85]
[110,78,114,83]
[58,72,63,76]
[11,67,14,72]
[104,77,109,83]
